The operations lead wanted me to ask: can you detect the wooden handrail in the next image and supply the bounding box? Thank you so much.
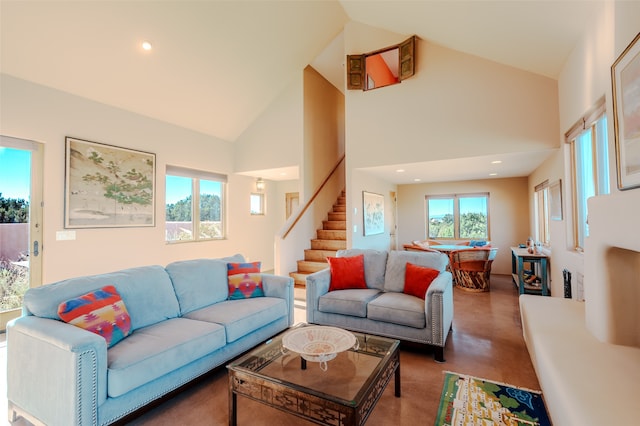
[282,154,345,239]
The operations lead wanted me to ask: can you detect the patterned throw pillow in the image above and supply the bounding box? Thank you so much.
[57,285,131,348]
[403,262,439,299]
[328,254,367,291]
[227,261,264,300]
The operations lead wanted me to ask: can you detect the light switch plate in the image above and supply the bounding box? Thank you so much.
[56,230,76,241]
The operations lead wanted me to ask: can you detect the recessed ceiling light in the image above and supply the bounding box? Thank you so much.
[141,41,152,51]
[280,172,287,176]
[396,169,405,173]
[489,173,498,176]
[491,160,502,164]
[414,178,421,182]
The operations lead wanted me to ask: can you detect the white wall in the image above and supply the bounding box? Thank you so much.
[344,21,559,171]
[234,73,303,174]
[343,21,559,258]
[533,0,640,297]
[275,66,345,275]
[396,177,529,275]
[0,75,283,282]
[348,170,396,251]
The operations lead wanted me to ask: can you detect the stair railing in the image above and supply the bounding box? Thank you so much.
[282,154,345,240]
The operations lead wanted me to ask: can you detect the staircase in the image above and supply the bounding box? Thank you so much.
[289,191,347,287]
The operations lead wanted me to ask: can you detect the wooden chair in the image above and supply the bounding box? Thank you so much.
[403,239,442,252]
[448,248,498,292]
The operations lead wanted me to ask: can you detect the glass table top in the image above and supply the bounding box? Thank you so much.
[228,324,399,405]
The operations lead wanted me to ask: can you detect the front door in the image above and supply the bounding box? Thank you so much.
[0,136,44,330]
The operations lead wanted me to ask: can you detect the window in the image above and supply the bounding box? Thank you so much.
[426,193,489,240]
[165,166,226,242]
[566,99,609,251]
[250,193,265,215]
[534,180,550,244]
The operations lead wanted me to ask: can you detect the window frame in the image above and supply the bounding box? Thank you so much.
[165,165,227,243]
[534,180,550,245]
[250,192,265,215]
[425,193,490,240]
[565,98,609,252]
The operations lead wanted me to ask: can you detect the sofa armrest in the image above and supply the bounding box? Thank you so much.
[305,268,331,324]
[7,316,108,426]
[261,274,295,326]
[424,271,454,346]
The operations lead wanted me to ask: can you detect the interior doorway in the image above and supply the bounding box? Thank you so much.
[0,136,43,330]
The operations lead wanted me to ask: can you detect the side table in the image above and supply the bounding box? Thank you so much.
[511,247,550,296]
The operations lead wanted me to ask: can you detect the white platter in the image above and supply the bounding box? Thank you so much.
[282,326,358,365]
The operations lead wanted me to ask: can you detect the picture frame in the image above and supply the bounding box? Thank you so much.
[65,137,156,228]
[549,179,563,221]
[611,32,640,190]
[362,191,384,236]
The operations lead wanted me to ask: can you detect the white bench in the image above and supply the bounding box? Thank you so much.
[519,295,640,426]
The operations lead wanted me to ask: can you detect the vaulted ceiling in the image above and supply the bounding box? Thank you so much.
[1,1,603,181]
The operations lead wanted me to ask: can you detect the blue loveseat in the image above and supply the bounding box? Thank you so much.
[7,255,294,426]
[306,249,453,362]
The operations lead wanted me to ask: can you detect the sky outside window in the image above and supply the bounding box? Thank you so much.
[0,148,31,199]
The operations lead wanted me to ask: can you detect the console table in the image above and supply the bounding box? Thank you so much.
[511,247,550,296]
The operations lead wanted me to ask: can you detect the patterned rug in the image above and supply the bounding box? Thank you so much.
[435,371,551,426]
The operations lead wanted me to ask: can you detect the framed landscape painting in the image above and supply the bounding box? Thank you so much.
[65,137,156,228]
[363,191,384,236]
[612,32,640,190]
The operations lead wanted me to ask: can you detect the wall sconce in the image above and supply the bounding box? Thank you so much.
[255,177,265,192]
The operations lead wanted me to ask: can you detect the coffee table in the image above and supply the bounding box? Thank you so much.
[227,324,400,425]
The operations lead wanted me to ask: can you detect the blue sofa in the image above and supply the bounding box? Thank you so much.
[306,249,453,362]
[7,255,294,426]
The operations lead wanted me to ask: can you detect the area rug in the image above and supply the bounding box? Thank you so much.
[434,371,551,426]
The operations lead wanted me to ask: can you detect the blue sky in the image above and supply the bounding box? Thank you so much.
[0,147,31,200]
[429,197,487,217]
[165,175,222,204]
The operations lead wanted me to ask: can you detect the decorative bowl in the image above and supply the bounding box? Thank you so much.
[282,326,358,365]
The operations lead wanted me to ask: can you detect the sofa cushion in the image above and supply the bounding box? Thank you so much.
[367,292,426,329]
[337,249,388,290]
[384,250,448,293]
[227,261,264,300]
[328,255,367,291]
[23,265,180,331]
[106,317,226,397]
[58,285,132,348]
[403,263,439,300]
[183,297,286,343]
[228,273,264,299]
[166,257,244,315]
[318,289,381,318]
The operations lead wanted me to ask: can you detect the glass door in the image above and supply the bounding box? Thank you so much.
[0,136,43,330]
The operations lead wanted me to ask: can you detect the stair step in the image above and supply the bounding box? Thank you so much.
[317,229,346,240]
[304,249,337,261]
[311,239,347,251]
[289,272,310,287]
[333,204,346,212]
[328,212,346,221]
[296,260,329,273]
[337,196,346,205]
[322,220,346,230]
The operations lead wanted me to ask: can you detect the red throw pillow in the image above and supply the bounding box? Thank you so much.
[403,262,439,299]
[328,255,367,291]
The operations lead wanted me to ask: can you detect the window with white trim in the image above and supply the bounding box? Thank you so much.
[566,99,609,251]
[165,166,226,242]
[426,193,490,240]
[250,193,265,215]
